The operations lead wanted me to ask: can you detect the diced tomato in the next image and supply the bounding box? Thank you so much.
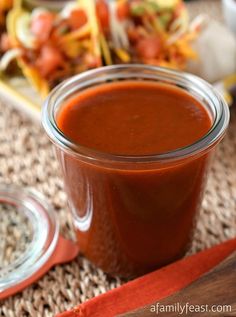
[117,2,130,20]
[96,0,109,30]
[68,9,87,30]
[0,33,12,52]
[84,53,101,68]
[136,36,162,59]
[36,44,64,78]
[31,12,55,43]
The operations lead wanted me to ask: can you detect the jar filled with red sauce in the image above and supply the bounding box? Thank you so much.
[42,65,229,278]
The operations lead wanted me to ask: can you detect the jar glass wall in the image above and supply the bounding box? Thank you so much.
[42,65,229,277]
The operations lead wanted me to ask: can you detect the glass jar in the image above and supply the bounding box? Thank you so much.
[42,65,229,278]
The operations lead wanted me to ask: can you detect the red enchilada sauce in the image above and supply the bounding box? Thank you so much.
[57,81,212,277]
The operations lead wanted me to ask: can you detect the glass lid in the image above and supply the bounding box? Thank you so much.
[0,184,59,295]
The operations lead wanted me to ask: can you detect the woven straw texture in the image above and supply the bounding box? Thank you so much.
[0,1,235,316]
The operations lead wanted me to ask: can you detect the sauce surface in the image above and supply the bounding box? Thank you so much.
[57,81,212,156]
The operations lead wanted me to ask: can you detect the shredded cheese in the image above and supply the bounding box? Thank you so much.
[114,48,130,62]
[60,23,91,43]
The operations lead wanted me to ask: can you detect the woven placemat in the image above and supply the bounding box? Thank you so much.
[0,1,236,316]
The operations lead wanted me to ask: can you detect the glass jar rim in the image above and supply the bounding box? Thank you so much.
[42,64,230,165]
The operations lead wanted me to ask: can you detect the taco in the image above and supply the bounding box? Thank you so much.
[96,0,199,69]
[0,0,102,97]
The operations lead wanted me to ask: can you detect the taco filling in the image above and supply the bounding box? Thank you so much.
[96,0,199,69]
[0,0,201,97]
